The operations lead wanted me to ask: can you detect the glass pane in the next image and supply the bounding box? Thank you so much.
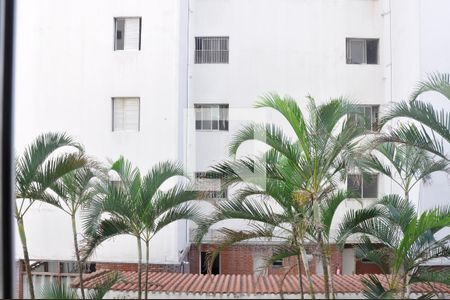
[364,106,372,130]
[366,39,378,64]
[202,106,211,130]
[363,175,378,198]
[195,106,202,129]
[349,40,364,64]
[371,106,379,131]
[115,19,125,50]
[347,175,362,198]
[219,105,228,130]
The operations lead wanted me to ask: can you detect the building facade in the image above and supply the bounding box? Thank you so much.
[14,0,450,291]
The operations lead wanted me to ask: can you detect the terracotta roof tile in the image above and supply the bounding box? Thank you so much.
[72,271,450,295]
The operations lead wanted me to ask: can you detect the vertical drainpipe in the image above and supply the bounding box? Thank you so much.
[185,0,191,256]
[177,0,191,271]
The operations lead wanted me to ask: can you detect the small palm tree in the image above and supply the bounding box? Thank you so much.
[15,132,87,299]
[338,195,450,299]
[380,72,450,160]
[196,152,316,299]
[40,271,119,299]
[43,166,105,299]
[219,94,364,299]
[230,94,366,298]
[196,151,352,300]
[82,157,201,300]
[360,142,449,201]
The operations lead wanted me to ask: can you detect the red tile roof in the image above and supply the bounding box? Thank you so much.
[72,270,450,295]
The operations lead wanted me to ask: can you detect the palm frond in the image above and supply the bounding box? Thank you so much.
[152,203,203,235]
[81,217,131,260]
[40,281,78,299]
[87,271,120,299]
[16,132,83,196]
[320,190,349,239]
[376,123,446,160]
[410,72,450,101]
[361,274,396,299]
[255,93,309,149]
[229,122,299,163]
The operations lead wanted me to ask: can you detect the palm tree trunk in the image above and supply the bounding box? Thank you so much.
[137,237,143,300]
[313,198,330,300]
[17,217,35,299]
[325,252,335,300]
[295,254,304,300]
[299,247,315,300]
[318,234,331,299]
[144,240,150,300]
[71,214,85,299]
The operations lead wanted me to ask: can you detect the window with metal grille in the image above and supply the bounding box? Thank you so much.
[346,38,378,64]
[349,105,379,131]
[194,172,227,200]
[112,97,140,132]
[347,174,378,198]
[114,17,141,50]
[194,104,229,131]
[195,37,229,64]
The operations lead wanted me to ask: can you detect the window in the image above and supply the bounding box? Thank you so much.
[194,104,229,131]
[349,105,379,131]
[272,259,283,268]
[112,97,140,132]
[347,174,378,198]
[195,37,229,64]
[114,17,141,50]
[346,38,378,64]
[195,172,227,199]
[200,252,220,275]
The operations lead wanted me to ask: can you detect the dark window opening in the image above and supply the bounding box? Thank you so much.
[201,252,220,275]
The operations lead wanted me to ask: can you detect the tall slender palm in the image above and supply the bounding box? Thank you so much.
[338,195,450,299]
[82,157,201,300]
[380,72,450,160]
[42,166,104,299]
[226,94,364,298]
[196,151,317,299]
[15,132,87,299]
[196,150,352,300]
[360,142,449,201]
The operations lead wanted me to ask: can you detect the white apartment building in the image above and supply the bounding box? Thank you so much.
[14,0,450,288]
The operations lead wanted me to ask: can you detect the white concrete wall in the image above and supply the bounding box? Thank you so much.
[14,0,188,263]
[14,0,450,266]
[416,0,450,214]
[187,0,388,235]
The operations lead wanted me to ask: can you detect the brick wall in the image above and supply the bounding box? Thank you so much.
[96,262,181,273]
[92,244,346,276]
[187,244,340,275]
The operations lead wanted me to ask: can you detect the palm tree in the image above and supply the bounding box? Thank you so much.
[338,195,450,299]
[42,165,105,299]
[196,152,317,299]
[196,151,352,300]
[360,142,449,201]
[198,94,365,299]
[82,157,201,300]
[15,132,87,299]
[380,72,450,160]
[40,271,119,299]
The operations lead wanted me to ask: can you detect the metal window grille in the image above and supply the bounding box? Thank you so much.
[194,104,229,131]
[195,172,228,199]
[349,105,379,131]
[195,37,229,64]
